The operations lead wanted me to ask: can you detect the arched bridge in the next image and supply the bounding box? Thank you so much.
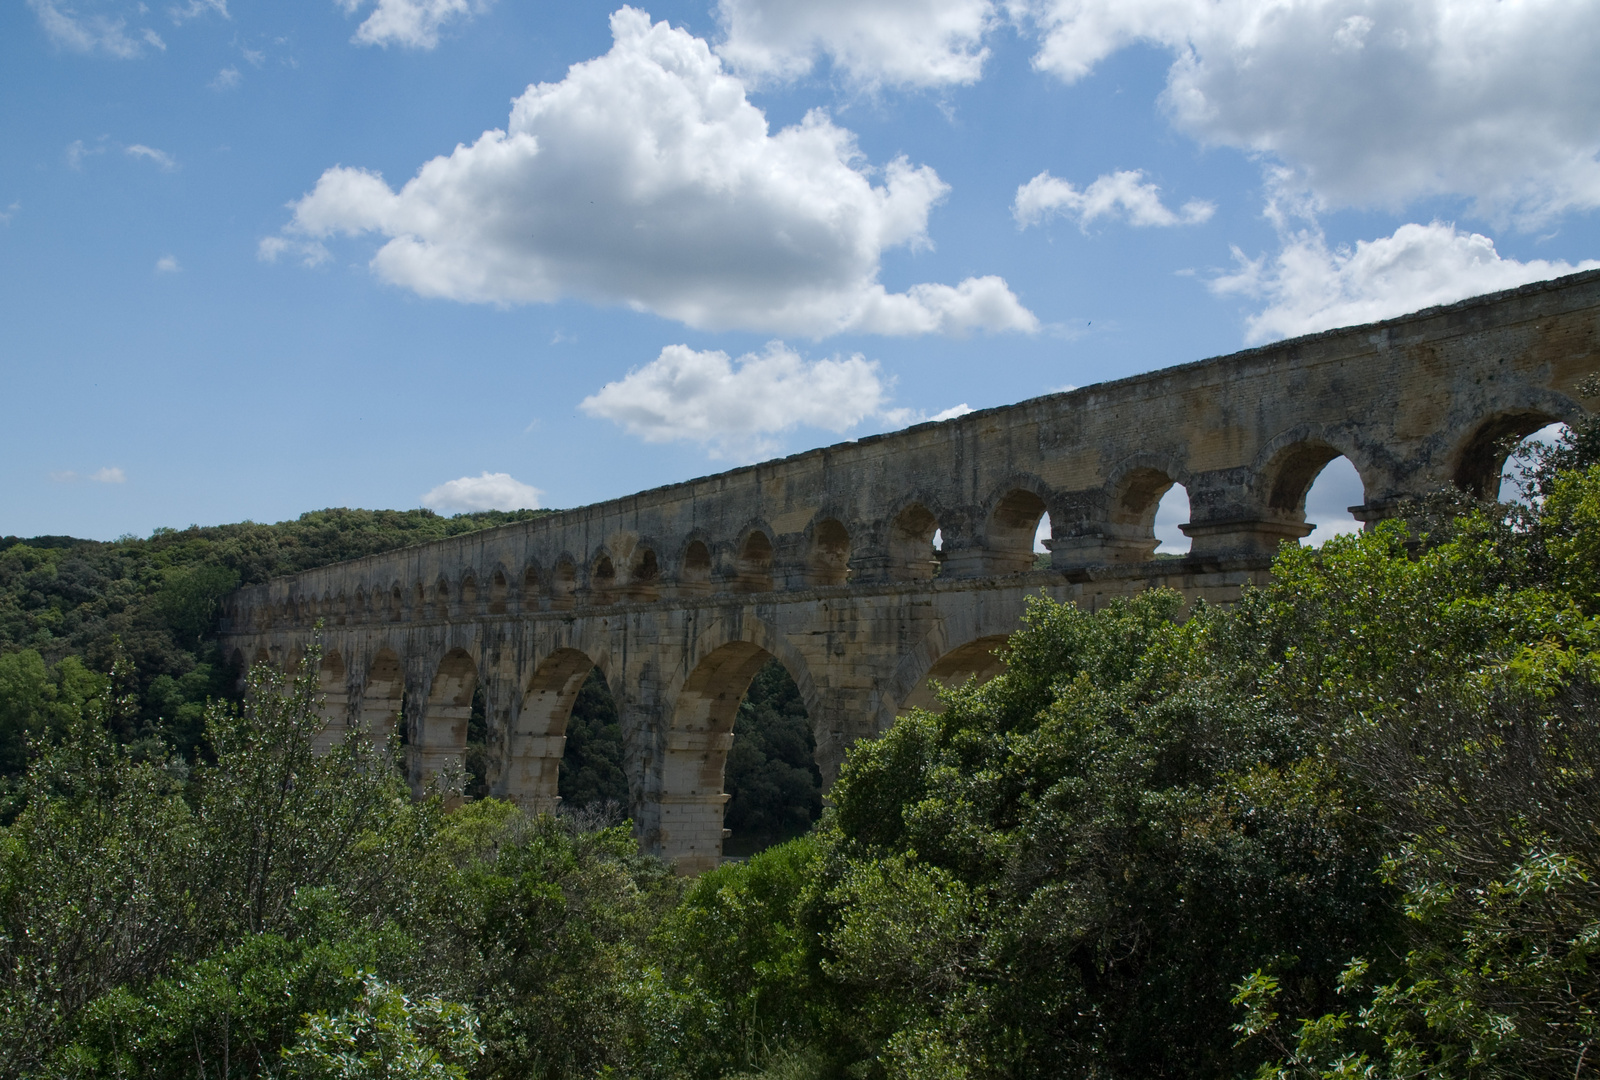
[220,271,1600,872]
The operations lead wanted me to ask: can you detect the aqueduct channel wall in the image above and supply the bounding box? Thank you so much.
[220,271,1600,873]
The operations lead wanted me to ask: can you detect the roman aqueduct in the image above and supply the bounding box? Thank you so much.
[220,271,1600,872]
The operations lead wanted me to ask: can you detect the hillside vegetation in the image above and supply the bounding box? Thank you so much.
[1,404,1598,1079]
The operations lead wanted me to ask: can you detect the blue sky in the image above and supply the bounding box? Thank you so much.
[4,0,1598,547]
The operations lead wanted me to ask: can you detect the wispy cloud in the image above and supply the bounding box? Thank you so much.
[125,144,177,170]
[50,466,127,484]
[168,0,228,23]
[28,0,163,57]
[155,255,180,273]
[210,66,242,90]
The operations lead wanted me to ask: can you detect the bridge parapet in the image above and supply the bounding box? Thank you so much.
[220,272,1600,872]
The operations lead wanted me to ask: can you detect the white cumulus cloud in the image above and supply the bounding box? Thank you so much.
[28,0,164,57]
[581,341,899,459]
[1212,220,1600,344]
[715,0,996,89]
[420,471,542,512]
[337,0,491,49]
[1014,169,1213,229]
[1019,0,1600,226]
[267,7,1035,338]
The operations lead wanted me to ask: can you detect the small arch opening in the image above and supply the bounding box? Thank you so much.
[735,531,774,593]
[1455,411,1564,500]
[680,540,713,594]
[521,565,540,609]
[590,555,617,605]
[808,519,851,587]
[629,548,661,602]
[890,504,939,580]
[1153,484,1191,556]
[550,559,577,611]
[1301,457,1365,546]
[1109,467,1179,561]
[488,570,508,615]
[988,488,1049,575]
[411,582,424,617]
[459,573,479,614]
[433,579,450,620]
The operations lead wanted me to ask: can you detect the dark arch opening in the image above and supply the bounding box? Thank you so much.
[590,555,617,605]
[724,658,821,858]
[521,565,540,610]
[735,531,774,593]
[889,504,939,580]
[460,574,479,614]
[550,559,577,611]
[900,635,1011,714]
[433,580,450,621]
[1455,411,1565,500]
[680,540,713,594]
[558,667,629,821]
[989,489,1049,574]
[808,518,851,586]
[488,570,508,615]
[629,548,661,602]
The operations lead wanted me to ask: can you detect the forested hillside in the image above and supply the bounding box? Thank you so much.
[1,399,1597,1079]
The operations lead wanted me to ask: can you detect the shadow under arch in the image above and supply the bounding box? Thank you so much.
[503,646,604,811]
[312,648,350,754]
[882,599,1034,730]
[357,647,404,751]
[413,647,478,799]
[898,635,1011,714]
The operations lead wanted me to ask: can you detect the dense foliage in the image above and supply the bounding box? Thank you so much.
[2,406,1597,1078]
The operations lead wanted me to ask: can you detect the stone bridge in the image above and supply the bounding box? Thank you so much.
[220,271,1600,872]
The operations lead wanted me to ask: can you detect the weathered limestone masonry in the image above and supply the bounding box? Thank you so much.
[221,271,1600,873]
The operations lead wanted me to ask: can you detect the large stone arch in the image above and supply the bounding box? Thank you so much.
[357,646,405,751]
[311,648,351,754]
[412,647,478,798]
[653,616,823,873]
[501,646,603,810]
